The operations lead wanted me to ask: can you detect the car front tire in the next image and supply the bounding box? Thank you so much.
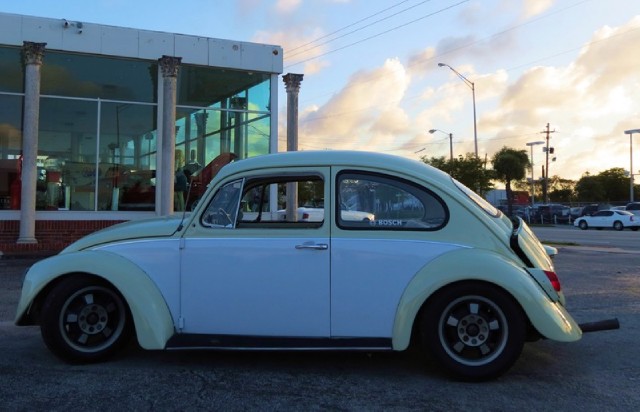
[420,282,526,381]
[40,276,132,363]
[579,220,588,230]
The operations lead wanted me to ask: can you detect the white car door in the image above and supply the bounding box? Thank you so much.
[592,211,612,227]
[179,170,331,338]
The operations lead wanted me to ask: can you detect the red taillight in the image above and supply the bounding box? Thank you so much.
[302,213,309,220]
[544,270,561,292]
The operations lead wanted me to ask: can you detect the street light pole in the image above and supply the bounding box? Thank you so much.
[526,141,545,206]
[438,63,478,158]
[429,129,453,162]
[624,129,640,203]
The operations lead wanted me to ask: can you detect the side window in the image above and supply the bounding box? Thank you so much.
[236,175,325,228]
[201,179,243,228]
[337,172,448,230]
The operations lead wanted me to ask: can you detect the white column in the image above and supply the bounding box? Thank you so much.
[282,73,303,222]
[158,56,181,216]
[18,42,46,244]
[283,73,303,152]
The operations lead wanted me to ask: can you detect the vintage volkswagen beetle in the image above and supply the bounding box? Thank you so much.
[16,151,598,380]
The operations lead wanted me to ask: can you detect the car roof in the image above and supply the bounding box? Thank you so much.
[215,150,453,186]
[613,210,633,215]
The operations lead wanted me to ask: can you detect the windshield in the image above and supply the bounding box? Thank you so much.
[452,178,500,217]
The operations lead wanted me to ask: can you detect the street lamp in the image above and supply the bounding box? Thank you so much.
[526,141,545,206]
[429,128,453,162]
[438,62,478,158]
[624,129,640,202]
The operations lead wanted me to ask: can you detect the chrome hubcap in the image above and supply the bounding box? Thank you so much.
[439,296,508,366]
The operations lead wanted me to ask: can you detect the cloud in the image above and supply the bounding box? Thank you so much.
[522,0,555,19]
[406,47,436,78]
[275,0,302,14]
[479,17,640,179]
[295,58,411,151]
[272,6,640,180]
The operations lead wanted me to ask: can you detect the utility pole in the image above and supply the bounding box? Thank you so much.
[541,123,556,203]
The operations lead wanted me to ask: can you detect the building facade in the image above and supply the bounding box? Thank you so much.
[0,12,283,254]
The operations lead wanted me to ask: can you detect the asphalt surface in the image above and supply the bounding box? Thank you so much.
[0,244,638,411]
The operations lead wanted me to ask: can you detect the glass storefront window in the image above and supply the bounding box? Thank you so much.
[0,93,23,210]
[0,47,23,93]
[176,104,270,168]
[98,102,157,211]
[42,52,158,103]
[177,65,270,109]
[39,97,98,211]
[37,97,157,211]
[2,47,274,215]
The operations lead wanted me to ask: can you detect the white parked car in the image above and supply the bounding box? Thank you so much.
[625,202,640,217]
[15,150,617,381]
[574,209,640,231]
[275,206,374,222]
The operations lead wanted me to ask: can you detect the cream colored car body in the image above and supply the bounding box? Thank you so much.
[16,151,581,358]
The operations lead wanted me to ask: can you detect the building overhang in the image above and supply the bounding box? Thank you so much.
[0,12,283,74]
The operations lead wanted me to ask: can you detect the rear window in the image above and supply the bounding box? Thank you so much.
[452,178,500,217]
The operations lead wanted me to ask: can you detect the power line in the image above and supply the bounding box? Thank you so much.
[295,0,637,139]
[285,0,415,56]
[295,0,597,110]
[285,0,433,61]
[284,0,468,69]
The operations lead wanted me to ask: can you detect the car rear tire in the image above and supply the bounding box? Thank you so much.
[419,282,526,381]
[613,221,623,231]
[40,276,132,363]
[579,220,588,230]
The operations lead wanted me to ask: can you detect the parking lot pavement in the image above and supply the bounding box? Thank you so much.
[2,250,639,410]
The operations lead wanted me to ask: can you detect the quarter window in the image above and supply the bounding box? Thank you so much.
[337,172,447,230]
[201,179,243,228]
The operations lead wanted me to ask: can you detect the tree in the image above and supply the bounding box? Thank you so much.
[598,168,629,201]
[421,153,493,195]
[548,176,576,203]
[491,147,529,216]
[575,168,630,202]
[575,173,604,201]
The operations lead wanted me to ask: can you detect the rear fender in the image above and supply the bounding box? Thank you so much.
[392,248,581,350]
[15,251,174,350]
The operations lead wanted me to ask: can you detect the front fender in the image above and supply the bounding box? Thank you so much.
[392,248,582,350]
[15,251,174,350]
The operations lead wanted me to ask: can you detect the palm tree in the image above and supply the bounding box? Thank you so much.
[492,147,530,217]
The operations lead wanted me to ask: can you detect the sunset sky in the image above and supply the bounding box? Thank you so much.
[4,0,640,180]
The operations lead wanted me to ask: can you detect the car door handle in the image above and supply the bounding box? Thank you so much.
[295,243,328,250]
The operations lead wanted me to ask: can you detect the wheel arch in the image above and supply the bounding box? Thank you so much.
[391,248,582,351]
[15,251,174,350]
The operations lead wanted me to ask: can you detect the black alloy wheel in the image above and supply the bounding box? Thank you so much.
[40,276,132,363]
[420,282,526,381]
